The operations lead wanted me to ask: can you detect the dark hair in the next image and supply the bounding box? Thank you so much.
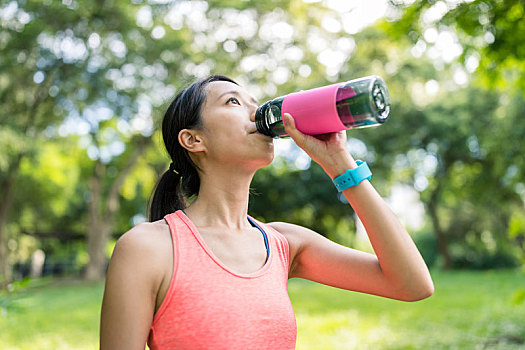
[148,75,238,222]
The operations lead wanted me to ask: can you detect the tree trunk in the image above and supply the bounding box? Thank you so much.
[85,219,112,281]
[0,154,23,288]
[425,181,452,270]
[84,161,107,281]
[427,200,452,270]
[0,76,54,288]
[84,139,149,281]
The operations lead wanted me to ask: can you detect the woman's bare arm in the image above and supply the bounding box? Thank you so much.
[100,223,168,349]
[277,113,434,301]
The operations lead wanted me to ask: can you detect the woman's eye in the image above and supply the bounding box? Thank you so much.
[226,97,240,105]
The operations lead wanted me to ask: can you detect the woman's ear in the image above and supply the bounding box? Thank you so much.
[178,129,206,153]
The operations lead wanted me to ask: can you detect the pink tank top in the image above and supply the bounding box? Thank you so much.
[147,210,297,349]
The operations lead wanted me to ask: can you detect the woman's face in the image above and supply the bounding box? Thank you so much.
[197,80,274,171]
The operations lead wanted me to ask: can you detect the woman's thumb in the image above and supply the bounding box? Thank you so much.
[284,113,308,146]
[284,113,298,135]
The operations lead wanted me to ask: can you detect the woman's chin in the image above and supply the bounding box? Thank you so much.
[252,151,274,170]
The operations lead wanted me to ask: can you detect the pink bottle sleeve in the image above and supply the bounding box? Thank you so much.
[281,82,349,135]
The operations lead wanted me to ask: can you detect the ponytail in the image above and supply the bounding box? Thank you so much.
[148,169,185,222]
[148,75,238,222]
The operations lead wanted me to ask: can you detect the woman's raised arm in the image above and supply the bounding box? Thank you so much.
[276,113,434,301]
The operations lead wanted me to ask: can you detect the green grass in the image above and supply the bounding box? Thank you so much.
[289,269,525,349]
[0,279,104,350]
[0,270,524,349]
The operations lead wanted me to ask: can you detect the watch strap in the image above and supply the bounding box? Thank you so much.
[332,160,372,192]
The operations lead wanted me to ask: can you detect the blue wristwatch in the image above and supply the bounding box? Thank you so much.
[332,160,372,192]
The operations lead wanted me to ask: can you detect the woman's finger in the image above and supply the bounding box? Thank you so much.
[283,113,308,145]
[283,113,296,134]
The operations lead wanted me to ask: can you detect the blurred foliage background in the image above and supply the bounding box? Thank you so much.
[0,0,524,291]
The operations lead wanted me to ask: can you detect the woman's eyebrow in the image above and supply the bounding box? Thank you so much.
[217,90,258,105]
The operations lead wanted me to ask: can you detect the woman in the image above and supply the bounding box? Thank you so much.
[100,75,433,349]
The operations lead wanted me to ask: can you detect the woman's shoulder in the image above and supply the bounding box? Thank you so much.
[110,220,172,281]
[266,221,308,255]
[267,221,308,240]
[267,221,299,232]
[116,219,171,253]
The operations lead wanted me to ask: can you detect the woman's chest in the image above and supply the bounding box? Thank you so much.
[198,227,268,275]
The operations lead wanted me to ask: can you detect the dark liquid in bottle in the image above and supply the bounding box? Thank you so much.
[336,79,390,129]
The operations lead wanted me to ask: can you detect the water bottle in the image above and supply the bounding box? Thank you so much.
[255,75,391,138]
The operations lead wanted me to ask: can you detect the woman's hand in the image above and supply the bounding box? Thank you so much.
[283,113,357,178]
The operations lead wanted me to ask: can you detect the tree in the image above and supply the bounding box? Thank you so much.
[1,0,169,282]
[1,0,376,282]
[387,0,525,91]
[3,0,522,286]
[378,0,525,268]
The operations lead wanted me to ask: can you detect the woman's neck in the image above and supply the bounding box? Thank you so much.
[184,166,255,230]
